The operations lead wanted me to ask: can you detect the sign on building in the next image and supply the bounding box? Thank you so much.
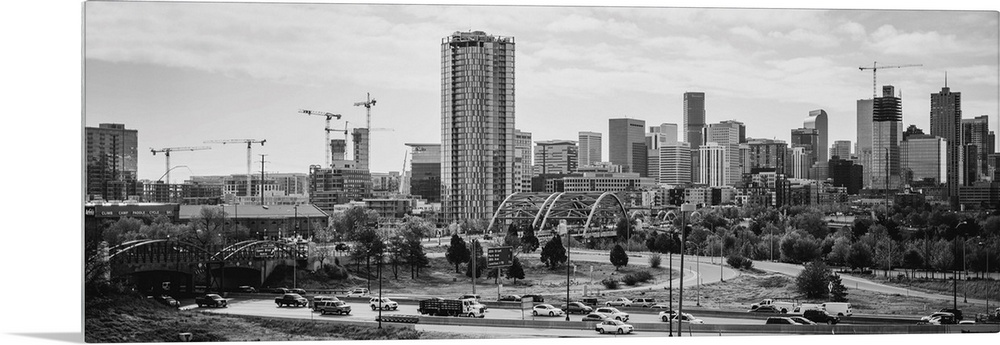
[486,246,513,268]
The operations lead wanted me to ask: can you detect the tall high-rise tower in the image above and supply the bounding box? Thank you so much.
[856,99,875,188]
[85,123,139,201]
[684,92,706,181]
[930,84,961,202]
[873,85,903,191]
[961,115,994,184]
[351,128,370,171]
[577,131,602,167]
[609,118,646,174]
[441,30,515,223]
[514,130,533,193]
[707,120,743,185]
[805,109,829,163]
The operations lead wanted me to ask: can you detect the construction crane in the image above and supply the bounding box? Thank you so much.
[353,93,377,129]
[859,61,922,98]
[368,128,395,132]
[204,139,266,198]
[399,150,409,194]
[299,109,342,168]
[150,146,210,184]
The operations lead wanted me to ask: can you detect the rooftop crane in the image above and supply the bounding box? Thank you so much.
[858,61,922,98]
[150,146,211,185]
[299,109,343,168]
[399,150,409,194]
[353,92,377,129]
[204,139,266,198]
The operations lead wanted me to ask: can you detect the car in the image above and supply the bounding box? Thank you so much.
[151,295,180,308]
[765,317,802,325]
[499,294,522,302]
[632,298,657,308]
[595,319,634,334]
[289,288,307,295]
[649,303,673,310]
[749,305,782,313]
[938,308,963,321]
[605,297,633,307]
[532,304,565,316]
[958,320,976,325]
[270,287,290,294]
[802,309,839,325]
[580,297,599,306]
[657,310,677,321]
[237,286,257,293]
[789,316,816,325]
[335,243,351,251]
[195,294,228,308]
[522,294,545,302]
[582,312,611,322]
[310,295,340,310]
[346,288,370,297]
[315,300,352,315]
[563,302,593,314]
[275,293,308,307]
[670,312,704,324]
[370,297,399,311]
[594,307,629,322]
[921,312,958,325]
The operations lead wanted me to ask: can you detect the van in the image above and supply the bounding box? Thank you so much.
[821,302,852,317]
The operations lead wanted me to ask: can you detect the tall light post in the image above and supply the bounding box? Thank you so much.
[377,239,386,329]
[564,222,571,321]
[677,203,695,337]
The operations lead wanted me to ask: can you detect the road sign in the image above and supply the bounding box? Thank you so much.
[487,246,513,268]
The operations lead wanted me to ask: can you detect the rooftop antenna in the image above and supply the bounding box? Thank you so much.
[945,71,948,87]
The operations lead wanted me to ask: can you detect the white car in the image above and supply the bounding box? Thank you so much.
[605,297,633,307]
[595,319,634,334]
[346,288,370,297]
[532,304,564,317]
[671,312,705,324]
[594,307,629,322]
[657,310,677,321]
[369,297,398,311]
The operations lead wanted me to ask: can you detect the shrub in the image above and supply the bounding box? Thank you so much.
[601,278,620,289]
[648,254,662,268]
[796,261,832,299]
[622,271,654,286]
[726,254,753,269]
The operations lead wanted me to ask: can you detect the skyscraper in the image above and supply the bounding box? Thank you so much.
[790,128,819,179]
[85,123,139,201]
[609,118,646,174]
[805,109,829,163]
[707,120,743,185]
[746,138,789,175]
[650,123,679,144]
[406,143,442,203]
[857,99,874,188]
[577,131,602,168]
[533,140,578,175]
[441,30,515,223]
[684,92,706,181]
[873,85,903,191]
[830,140,851,160]
[961,115,996,184]
[659,142,692,185]
[351,128,369,171]
[930,84,961,201]
[901,134,947,184]
[699,142,726,187]
[515,130,533,193]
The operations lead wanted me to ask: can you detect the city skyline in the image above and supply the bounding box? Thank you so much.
[84,2,999,184]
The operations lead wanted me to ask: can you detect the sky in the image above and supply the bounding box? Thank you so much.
[83,1,999,183]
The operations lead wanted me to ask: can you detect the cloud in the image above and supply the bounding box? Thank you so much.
[867,24,994,57]
[835,21,867,42]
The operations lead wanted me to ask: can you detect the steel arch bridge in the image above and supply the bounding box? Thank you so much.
[488,191,629,236]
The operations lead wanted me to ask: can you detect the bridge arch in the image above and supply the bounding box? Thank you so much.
[490,191,629,238]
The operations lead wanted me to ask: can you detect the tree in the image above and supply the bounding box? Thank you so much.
[791,212,829,239]
[187,206,227,247]
[902,249,924,277]
[825,236,851,267]
[402,235,429,279]
[796,261,832,299]
[350,227,384,285]
[610,244,629,270]
[445,234,470,273]
[929,239,955,272]
[615,218,630,242]
[829,273,849,302]
[779,230,822,263]
[505,257,525,282]
[465,254,487,278]
[103,217,144,246]
[540,235,567,268]
[846,242,874,271]
[521,226,539,253]
[331,206,380,239]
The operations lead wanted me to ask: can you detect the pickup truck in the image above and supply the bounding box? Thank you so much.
[275,293,308,307]
[417,298,485,317]
[750,299,794,314]
[195,294,228,308]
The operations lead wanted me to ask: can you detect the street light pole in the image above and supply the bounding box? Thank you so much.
[378,241,385,329]
[566,231,571,321]
[677,203,695,337]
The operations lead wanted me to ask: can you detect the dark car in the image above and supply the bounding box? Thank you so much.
[938,308,963,321]
[499,294,522,302]
[580,297,599,307]
[335,243,351,251]
[749,305,782,313]
[275,293,308,307]
[270,287,290,294]
[195,294,228,308]
[238,286,257,293]
[290,288,307,295]
[563,301,594,314]
[152,295,180,308]
[802,309,839,325]
[522,294,545,302]
[582,312,610,322]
